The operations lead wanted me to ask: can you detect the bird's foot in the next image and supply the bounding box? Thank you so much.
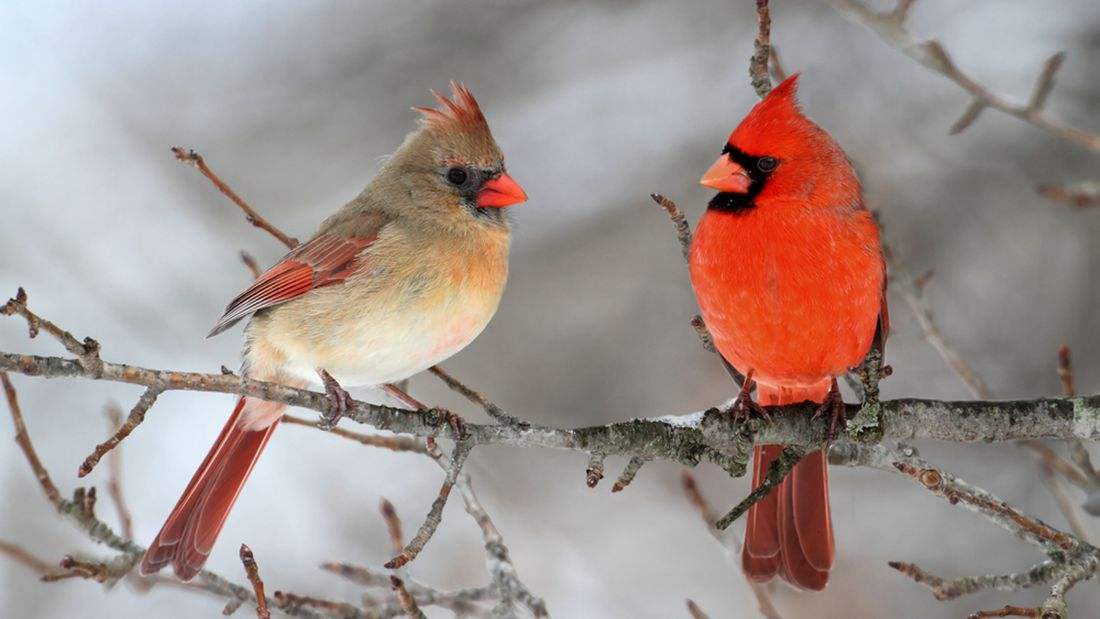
[441,409,466,440]
[381,382,465,439]
[726,370,770,423]
[812,378,845,441]
[317,369,351,430]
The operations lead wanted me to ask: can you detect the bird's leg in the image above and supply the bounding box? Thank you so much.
[317,369,351,430]
[812,378,845,441]
[381,382,465,439]
[726,369,770,423]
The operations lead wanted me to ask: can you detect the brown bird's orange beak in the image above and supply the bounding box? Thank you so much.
[477,173,528,208]
[700,154,751,193]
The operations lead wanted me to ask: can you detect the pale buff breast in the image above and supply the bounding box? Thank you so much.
[245,227,509,388]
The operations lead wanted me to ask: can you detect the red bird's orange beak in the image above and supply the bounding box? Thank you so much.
[477,173,528,208]
[700,154,751,193]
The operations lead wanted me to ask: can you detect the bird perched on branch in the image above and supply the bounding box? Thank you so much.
[689,74,887,590]
[141,83,527,581]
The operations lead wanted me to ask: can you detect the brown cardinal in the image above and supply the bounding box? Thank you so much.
[140,83,527,581]
[689,74,887,590]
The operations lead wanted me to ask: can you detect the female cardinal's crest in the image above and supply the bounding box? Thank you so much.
[414,81,489,133]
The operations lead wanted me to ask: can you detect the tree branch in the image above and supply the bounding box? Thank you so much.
[832,442,1099,618]
[828,0,1100,152]
[171,147,299,249]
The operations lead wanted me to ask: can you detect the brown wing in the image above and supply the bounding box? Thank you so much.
[207,222,382,337]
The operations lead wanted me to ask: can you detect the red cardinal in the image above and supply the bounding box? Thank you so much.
[689,74,887,590]
[140,83,526,580]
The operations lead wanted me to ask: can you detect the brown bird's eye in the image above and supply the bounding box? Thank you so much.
[757,157,778,172]
[446,167,468,186]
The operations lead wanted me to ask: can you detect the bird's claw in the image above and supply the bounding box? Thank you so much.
[318,369,350,430]
[442,409,466,440]
[726,370,770,423]
[812,378,845,441]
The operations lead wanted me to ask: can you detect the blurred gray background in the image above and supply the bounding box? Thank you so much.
[2,1,1099,617]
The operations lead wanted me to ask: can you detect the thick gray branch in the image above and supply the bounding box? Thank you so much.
[4,351,1100,480]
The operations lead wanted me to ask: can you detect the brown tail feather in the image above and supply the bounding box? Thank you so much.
[140,397,280,581]
[742,383,834,590]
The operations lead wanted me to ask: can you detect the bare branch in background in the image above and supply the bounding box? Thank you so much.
[171,147,300,248]
[240,251,263,279]
[681,472,783,619]
[389,576,427,619]
[78,386,162,477]
[0,539,62,578]
[686,599,711,619]
[749,0,773,98]
[0,373,326,617]
[238,545,271,619]
[828,0,1100,152]
[649,193,693,262]
[103,404,135,541]
[282,414,427,454]
[1037,180,1100,209]
[384,440,472,569]
[833,442,1099,618]
[427,364,527,427]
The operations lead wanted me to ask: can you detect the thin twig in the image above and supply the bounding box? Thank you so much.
[749,0,773,98]
[611,457,647,493]
[2,288,102,376]
[389,576,428,619]
[379,498,404,557]
[686,599,711,619]
[649,193,692,262]
[0,539,59,576]
[240,251,263,279]
[715,446,807,530]
[427,365,526,426]
[239,545,271,619]
[1037,180,1100,208]
[103,404,135,540]
[833,442,1100,617]
[680,472,783,619]
[586,451,606,488]
[171,147,298,248]
[385,441,473,569]
[829,0,1100,152]
[424,438,549,617]
[79,386,163,477]
[3,372,62,506]
[282,415,426,454]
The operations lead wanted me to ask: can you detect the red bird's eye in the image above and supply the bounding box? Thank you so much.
[757,157,778,172]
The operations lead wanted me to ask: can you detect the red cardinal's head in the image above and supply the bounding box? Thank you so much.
[700,74,859,212]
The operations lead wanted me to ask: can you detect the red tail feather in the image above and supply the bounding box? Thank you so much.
[742,383,834,590]
[140,398,280,581]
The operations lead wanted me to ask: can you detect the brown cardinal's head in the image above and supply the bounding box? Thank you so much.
[381,82,526,229]
[700,74,859,213]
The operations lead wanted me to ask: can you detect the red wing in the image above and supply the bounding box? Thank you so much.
[208,232,377,337]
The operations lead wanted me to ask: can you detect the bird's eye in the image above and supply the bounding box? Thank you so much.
[446,167,469,186]
[757,157,778,172]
